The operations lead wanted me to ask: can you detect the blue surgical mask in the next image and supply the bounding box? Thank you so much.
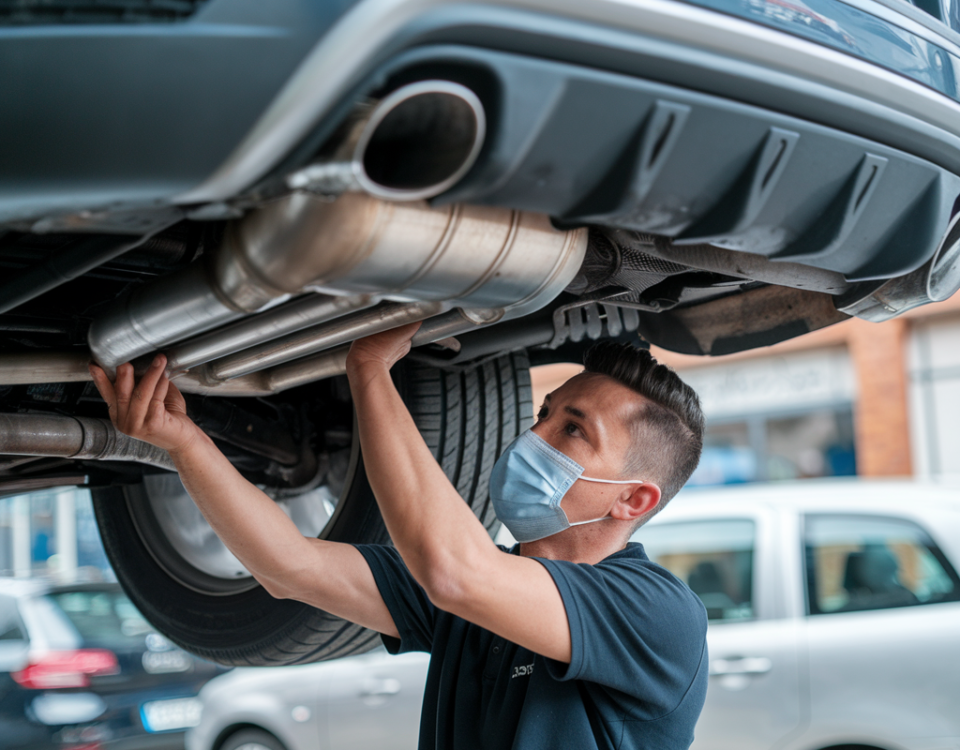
[489,430,648,543]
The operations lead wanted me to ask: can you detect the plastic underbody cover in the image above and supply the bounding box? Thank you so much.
[423,47,960,283]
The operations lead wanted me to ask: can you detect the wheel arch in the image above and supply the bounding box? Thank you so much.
[213,723,291,750]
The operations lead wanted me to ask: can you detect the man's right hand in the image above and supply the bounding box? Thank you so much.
[89,354,203,456]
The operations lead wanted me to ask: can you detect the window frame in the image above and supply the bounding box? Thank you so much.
[634,516,759,624]
[801,512,960,617]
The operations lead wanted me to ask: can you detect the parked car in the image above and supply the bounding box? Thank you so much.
[5,0,960,667]
[635,479,960,750]
[0,580,227,750]
[186,649,429,750]
[188,481,960,750]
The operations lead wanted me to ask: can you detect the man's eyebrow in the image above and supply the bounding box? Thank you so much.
[563,405,588,422]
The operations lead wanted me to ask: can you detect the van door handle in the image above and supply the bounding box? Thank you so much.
[359,678,402,697]
[709,657,772,676]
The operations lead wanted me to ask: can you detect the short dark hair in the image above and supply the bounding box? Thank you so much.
[583,342,704,520]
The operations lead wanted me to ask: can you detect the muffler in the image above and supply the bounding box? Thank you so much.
[89,192,588,375]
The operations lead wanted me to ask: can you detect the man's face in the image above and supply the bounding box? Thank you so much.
[530,371,647,524]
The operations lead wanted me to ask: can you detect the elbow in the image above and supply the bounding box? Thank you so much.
[258,574,295,601]
[253,564,305,601]
[416,544,484,614]
[421,567,466,612]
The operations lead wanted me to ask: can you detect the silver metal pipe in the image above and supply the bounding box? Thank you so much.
[176,306,502,395]
[172,347,350,397]
[164,293,378,374]
[0,413,175,471]
[410,307,505,346]
[0,302,504,398]
[285,80,486,202]
[262,346,352,393]
[89,193,586,372]
[0,351,92,385]
[208,301,446,381]
[89,263,246,375]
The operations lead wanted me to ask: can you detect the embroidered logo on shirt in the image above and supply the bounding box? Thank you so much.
[512,663,535,679]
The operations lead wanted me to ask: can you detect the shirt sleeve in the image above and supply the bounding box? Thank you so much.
[354,544,438,655]
[535,550,708,717]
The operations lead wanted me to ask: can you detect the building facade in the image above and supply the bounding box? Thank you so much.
[531,294,960,484]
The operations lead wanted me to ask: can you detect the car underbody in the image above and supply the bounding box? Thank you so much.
[3,0,960,663]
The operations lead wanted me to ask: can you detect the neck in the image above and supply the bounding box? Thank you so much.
[517,522,631,564]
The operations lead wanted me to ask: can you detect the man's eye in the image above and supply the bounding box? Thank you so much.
[564,422,580,436]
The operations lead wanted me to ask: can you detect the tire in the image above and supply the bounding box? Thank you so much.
[92,353,532,666]
[219,728,287,750]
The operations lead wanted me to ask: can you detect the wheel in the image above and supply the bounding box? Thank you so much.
[92,353,532,666]
[219,728,287,750]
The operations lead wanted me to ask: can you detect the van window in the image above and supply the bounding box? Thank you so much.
[634,520,755,621]
[804,514,960,615]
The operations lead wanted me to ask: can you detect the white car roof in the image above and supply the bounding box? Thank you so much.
[655,477,960,517]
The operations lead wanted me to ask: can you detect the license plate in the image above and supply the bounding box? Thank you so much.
[140,697,202,732]
[142,650,192,674]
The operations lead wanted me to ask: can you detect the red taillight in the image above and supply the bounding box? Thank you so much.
[11,649,119,690]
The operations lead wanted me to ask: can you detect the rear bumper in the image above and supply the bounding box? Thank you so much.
[4,0,960,282]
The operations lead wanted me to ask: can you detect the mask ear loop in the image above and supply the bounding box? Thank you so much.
[563,478,662,528]
[579,476,652,486]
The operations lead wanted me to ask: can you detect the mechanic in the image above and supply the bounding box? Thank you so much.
[89,326,708,750]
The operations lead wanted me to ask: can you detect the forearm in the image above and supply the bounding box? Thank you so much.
[348,363,496,600]
[169,433,396,633]
[168,430,315,593]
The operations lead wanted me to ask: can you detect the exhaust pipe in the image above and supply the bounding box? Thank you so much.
[286,80,486,202]
[838,212,960,321]
[89,192,587,374]
[0,309,506,397]
[0,413,175,471]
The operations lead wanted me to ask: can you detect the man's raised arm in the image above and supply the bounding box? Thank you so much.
[89,355,398,638]
[345,325,573,662]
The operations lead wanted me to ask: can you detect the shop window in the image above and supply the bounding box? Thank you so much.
[690,407,856,485]
[634,519,755,621]
[804,514,960,615]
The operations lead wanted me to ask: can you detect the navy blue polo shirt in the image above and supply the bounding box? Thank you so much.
[355,542,708,750]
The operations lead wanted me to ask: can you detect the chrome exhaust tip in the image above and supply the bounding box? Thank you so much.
[288,80,486,202]
[839,212,960,322]
[927,212,960,303]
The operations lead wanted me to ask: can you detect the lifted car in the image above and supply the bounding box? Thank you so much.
[2,0,960,666]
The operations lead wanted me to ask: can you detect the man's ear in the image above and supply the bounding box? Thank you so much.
[612,482,661,522]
